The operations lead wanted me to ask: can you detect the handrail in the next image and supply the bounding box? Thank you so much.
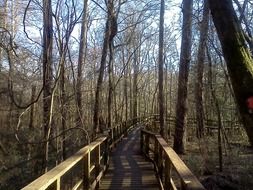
[22,136,108,190]
[22,119,139,190]
[140,129,206,190]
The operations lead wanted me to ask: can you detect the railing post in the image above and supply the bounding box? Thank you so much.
[165,157,172,190]
[145,133,149,156]
[51,179,60,190]
[113,128,116,142]
[124,122,127,137]
[120,125,123,137]
[154,139,158,164]
[140,130,143,153]
[158,146,163,181]
[116,126,119,139]
[104,138,109,167]
[95,145,100,189]
[56,179,60,190]
[83,151,90,190]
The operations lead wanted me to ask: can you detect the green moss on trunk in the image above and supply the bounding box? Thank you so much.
[209,0,253,145]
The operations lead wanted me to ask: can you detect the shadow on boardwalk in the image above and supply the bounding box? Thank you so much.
[99,127,159,190]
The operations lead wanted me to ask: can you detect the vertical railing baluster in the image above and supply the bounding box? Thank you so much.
[145,133,149,156]
[158,146,163,181]
[83,151,90,190]
[140,130,143,153]
[95,145,100,189]
[165,157,172,190]
[154,139,158,165]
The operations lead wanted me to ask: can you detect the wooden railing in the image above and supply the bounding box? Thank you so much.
[22,136,108,190]
[22,119,138,190]
[140,129,206,190]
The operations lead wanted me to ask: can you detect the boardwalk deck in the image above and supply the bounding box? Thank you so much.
[99,127,160,190]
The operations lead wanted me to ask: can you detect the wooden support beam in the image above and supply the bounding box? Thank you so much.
[83,151,90,190]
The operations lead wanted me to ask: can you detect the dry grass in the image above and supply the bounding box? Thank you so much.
[175,128,253,189]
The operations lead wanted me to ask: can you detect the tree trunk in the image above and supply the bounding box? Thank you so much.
[158,0,165,138]
[107,41,114,129]
[173,0,193,154]
[29,85,36,129]
[133,50,138,122]
[0,0,7,71]
[195,0,209,138]
[209,0,253,146]
[93,0,117,135]
[42,0,53,171]
[93,18,110,136]
[76,0,88,129]
[207,49,223,172]
[60,60,66,160]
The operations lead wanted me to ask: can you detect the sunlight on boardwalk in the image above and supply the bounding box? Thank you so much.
[99,127,160,190]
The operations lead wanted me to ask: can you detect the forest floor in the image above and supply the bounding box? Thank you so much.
[172,129,253,190]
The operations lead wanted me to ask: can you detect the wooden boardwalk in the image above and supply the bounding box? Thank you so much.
[99,127,160,190]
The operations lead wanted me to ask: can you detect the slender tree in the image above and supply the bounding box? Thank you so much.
[76,0,88,129]
[158,0,165,137]
[93,0,117,135]
[173,0,193,154]
[195,0,209,138]
[42,0,53,171]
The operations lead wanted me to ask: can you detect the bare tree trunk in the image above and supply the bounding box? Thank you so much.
[158,0,165,138]
[107,41,114,129]
[133,50,138,122]
[93,0,117,136]
[76,0,88,128]
[195,0,209,138]
[29,85,36,129]
[60,61,66,160]
[124,52,128,121]
[42,0,53,172]
[0,0,7,71]
[207,49,223,172]
[93,17,110,136]
[173,0,193,154]
[209,0,253,146]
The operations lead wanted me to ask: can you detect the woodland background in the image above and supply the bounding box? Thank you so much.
[0,0,253,189]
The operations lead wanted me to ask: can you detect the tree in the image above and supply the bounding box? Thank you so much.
[208,0,253,146]
[76,0,88,129]
[158,0,165,138]
[173,0,193,154]
[42,0,53,171]
[93,0,117,135]
[195,0,209,138]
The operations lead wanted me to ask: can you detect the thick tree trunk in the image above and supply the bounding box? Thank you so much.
[209,0,253,146]
[173,0,193,154]
[195,0,209,138]
[158,0,165,138]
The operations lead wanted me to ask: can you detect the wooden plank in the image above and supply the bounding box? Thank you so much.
[99,127,160,190]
